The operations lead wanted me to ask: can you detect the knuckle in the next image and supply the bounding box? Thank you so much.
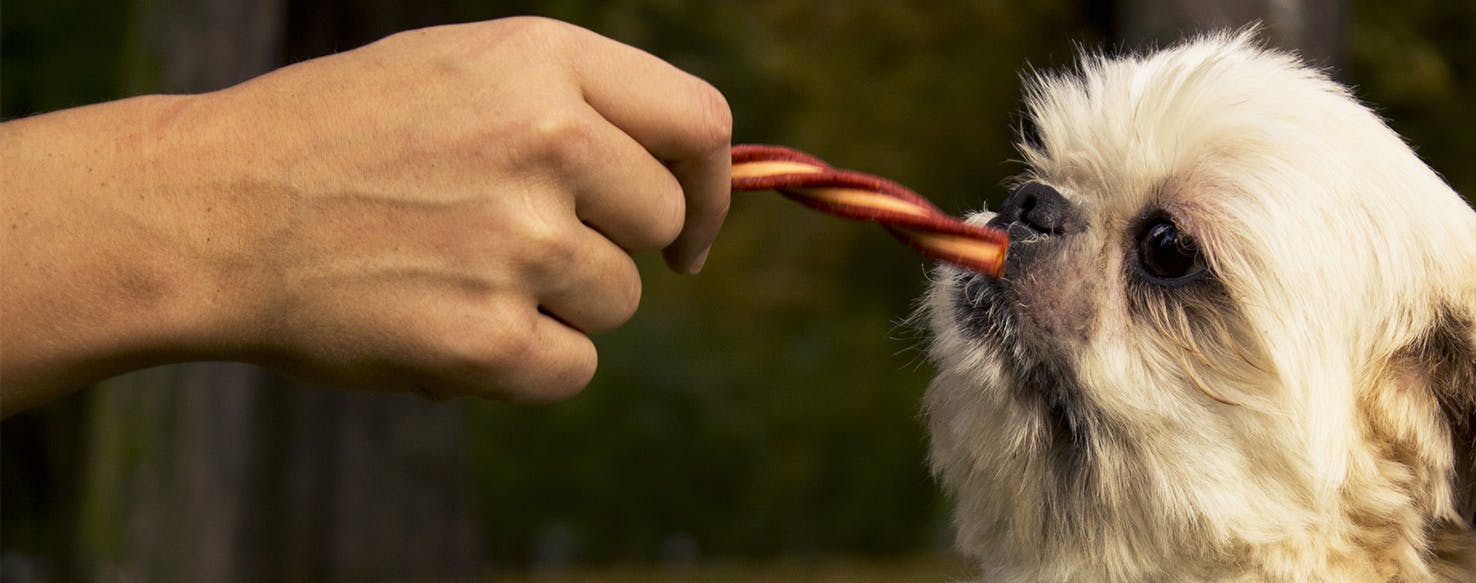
[498,326,596,404]
[616,274,643,326]
[514,217,577,270]
[520,111,597,168]
[494,15,568,43]
[599,261,643,332]
[689,80,733,152]
[378,24,439,47]
[487,16,579,66]
[566,353,598,395]
[641,184,687,251]
[656,203,686,249]
[429,304,601,403]
[543,346,598,403]
[451,307,537,377]
[487,331,538,378]
[598,183,683,253]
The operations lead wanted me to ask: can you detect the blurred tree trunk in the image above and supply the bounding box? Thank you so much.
[78,1,485,581]
[1116,0,1345,76]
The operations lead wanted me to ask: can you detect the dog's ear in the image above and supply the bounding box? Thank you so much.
[1421,302,1476,524]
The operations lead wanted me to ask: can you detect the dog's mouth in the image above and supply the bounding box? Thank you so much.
[955,271,1015,343]
[950,271,1103,460]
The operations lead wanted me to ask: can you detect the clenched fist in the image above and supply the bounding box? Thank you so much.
[0,17,732,413]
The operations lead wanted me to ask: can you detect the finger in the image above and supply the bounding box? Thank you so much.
[660,151,730,274]
[533,223,643,335]
[310,290,597,403]
[492,312,599,403]
[417,297,598,403]
[567,29,732,161]
[557,106,686,253]
[565,29,732,273]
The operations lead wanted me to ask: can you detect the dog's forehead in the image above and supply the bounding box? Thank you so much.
[1018,32,1359,223]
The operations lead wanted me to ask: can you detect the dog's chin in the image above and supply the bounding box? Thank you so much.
[950,271,1103,468]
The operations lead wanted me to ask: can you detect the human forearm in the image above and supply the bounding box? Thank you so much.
[1,95,238,413]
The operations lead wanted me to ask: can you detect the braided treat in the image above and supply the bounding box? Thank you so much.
[731,144,1008,278]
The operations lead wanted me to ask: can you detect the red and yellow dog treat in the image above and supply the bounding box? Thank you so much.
[731,144,1008,278]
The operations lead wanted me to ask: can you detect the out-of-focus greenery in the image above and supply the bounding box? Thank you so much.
[3,0,1473,576]
[1347,0,1476,203]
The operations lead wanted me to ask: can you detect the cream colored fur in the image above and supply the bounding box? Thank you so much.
[922,31,1476,581]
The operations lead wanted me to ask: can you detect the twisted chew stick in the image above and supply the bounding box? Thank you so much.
[731,144,1008,278]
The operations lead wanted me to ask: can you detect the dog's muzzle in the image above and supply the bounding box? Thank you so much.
[958,181,1082,316]
[987,182,1082,277]
[954,182,1093,351]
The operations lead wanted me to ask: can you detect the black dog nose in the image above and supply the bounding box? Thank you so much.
[987,183,1080,236]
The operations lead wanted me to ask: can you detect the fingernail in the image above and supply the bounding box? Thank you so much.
[685,247,711,274]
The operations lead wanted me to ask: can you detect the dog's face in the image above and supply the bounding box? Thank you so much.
[922,32,1476,580]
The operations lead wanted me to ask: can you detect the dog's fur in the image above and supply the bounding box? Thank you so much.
[922,32,1476,581]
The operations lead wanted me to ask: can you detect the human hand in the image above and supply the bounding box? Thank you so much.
[154,17,731,402]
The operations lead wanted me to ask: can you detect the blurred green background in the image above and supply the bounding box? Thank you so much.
[2,1,1472,581]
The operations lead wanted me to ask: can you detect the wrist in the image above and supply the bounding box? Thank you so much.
[1,94,242,408]
[91,93,252,366]
[141,89,285,365]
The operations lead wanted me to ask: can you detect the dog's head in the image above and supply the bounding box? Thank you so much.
[922,31,1476,580]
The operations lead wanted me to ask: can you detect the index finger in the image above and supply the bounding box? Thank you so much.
[566,25,732,274]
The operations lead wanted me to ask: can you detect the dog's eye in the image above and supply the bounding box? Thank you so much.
[1137,219,1205,282]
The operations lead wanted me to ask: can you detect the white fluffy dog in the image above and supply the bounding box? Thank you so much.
[922,32,1476,581]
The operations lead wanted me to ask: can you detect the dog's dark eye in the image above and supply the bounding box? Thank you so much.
[1137,219,1205,282]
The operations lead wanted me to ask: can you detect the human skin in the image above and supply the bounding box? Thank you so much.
[0,17,733,415]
